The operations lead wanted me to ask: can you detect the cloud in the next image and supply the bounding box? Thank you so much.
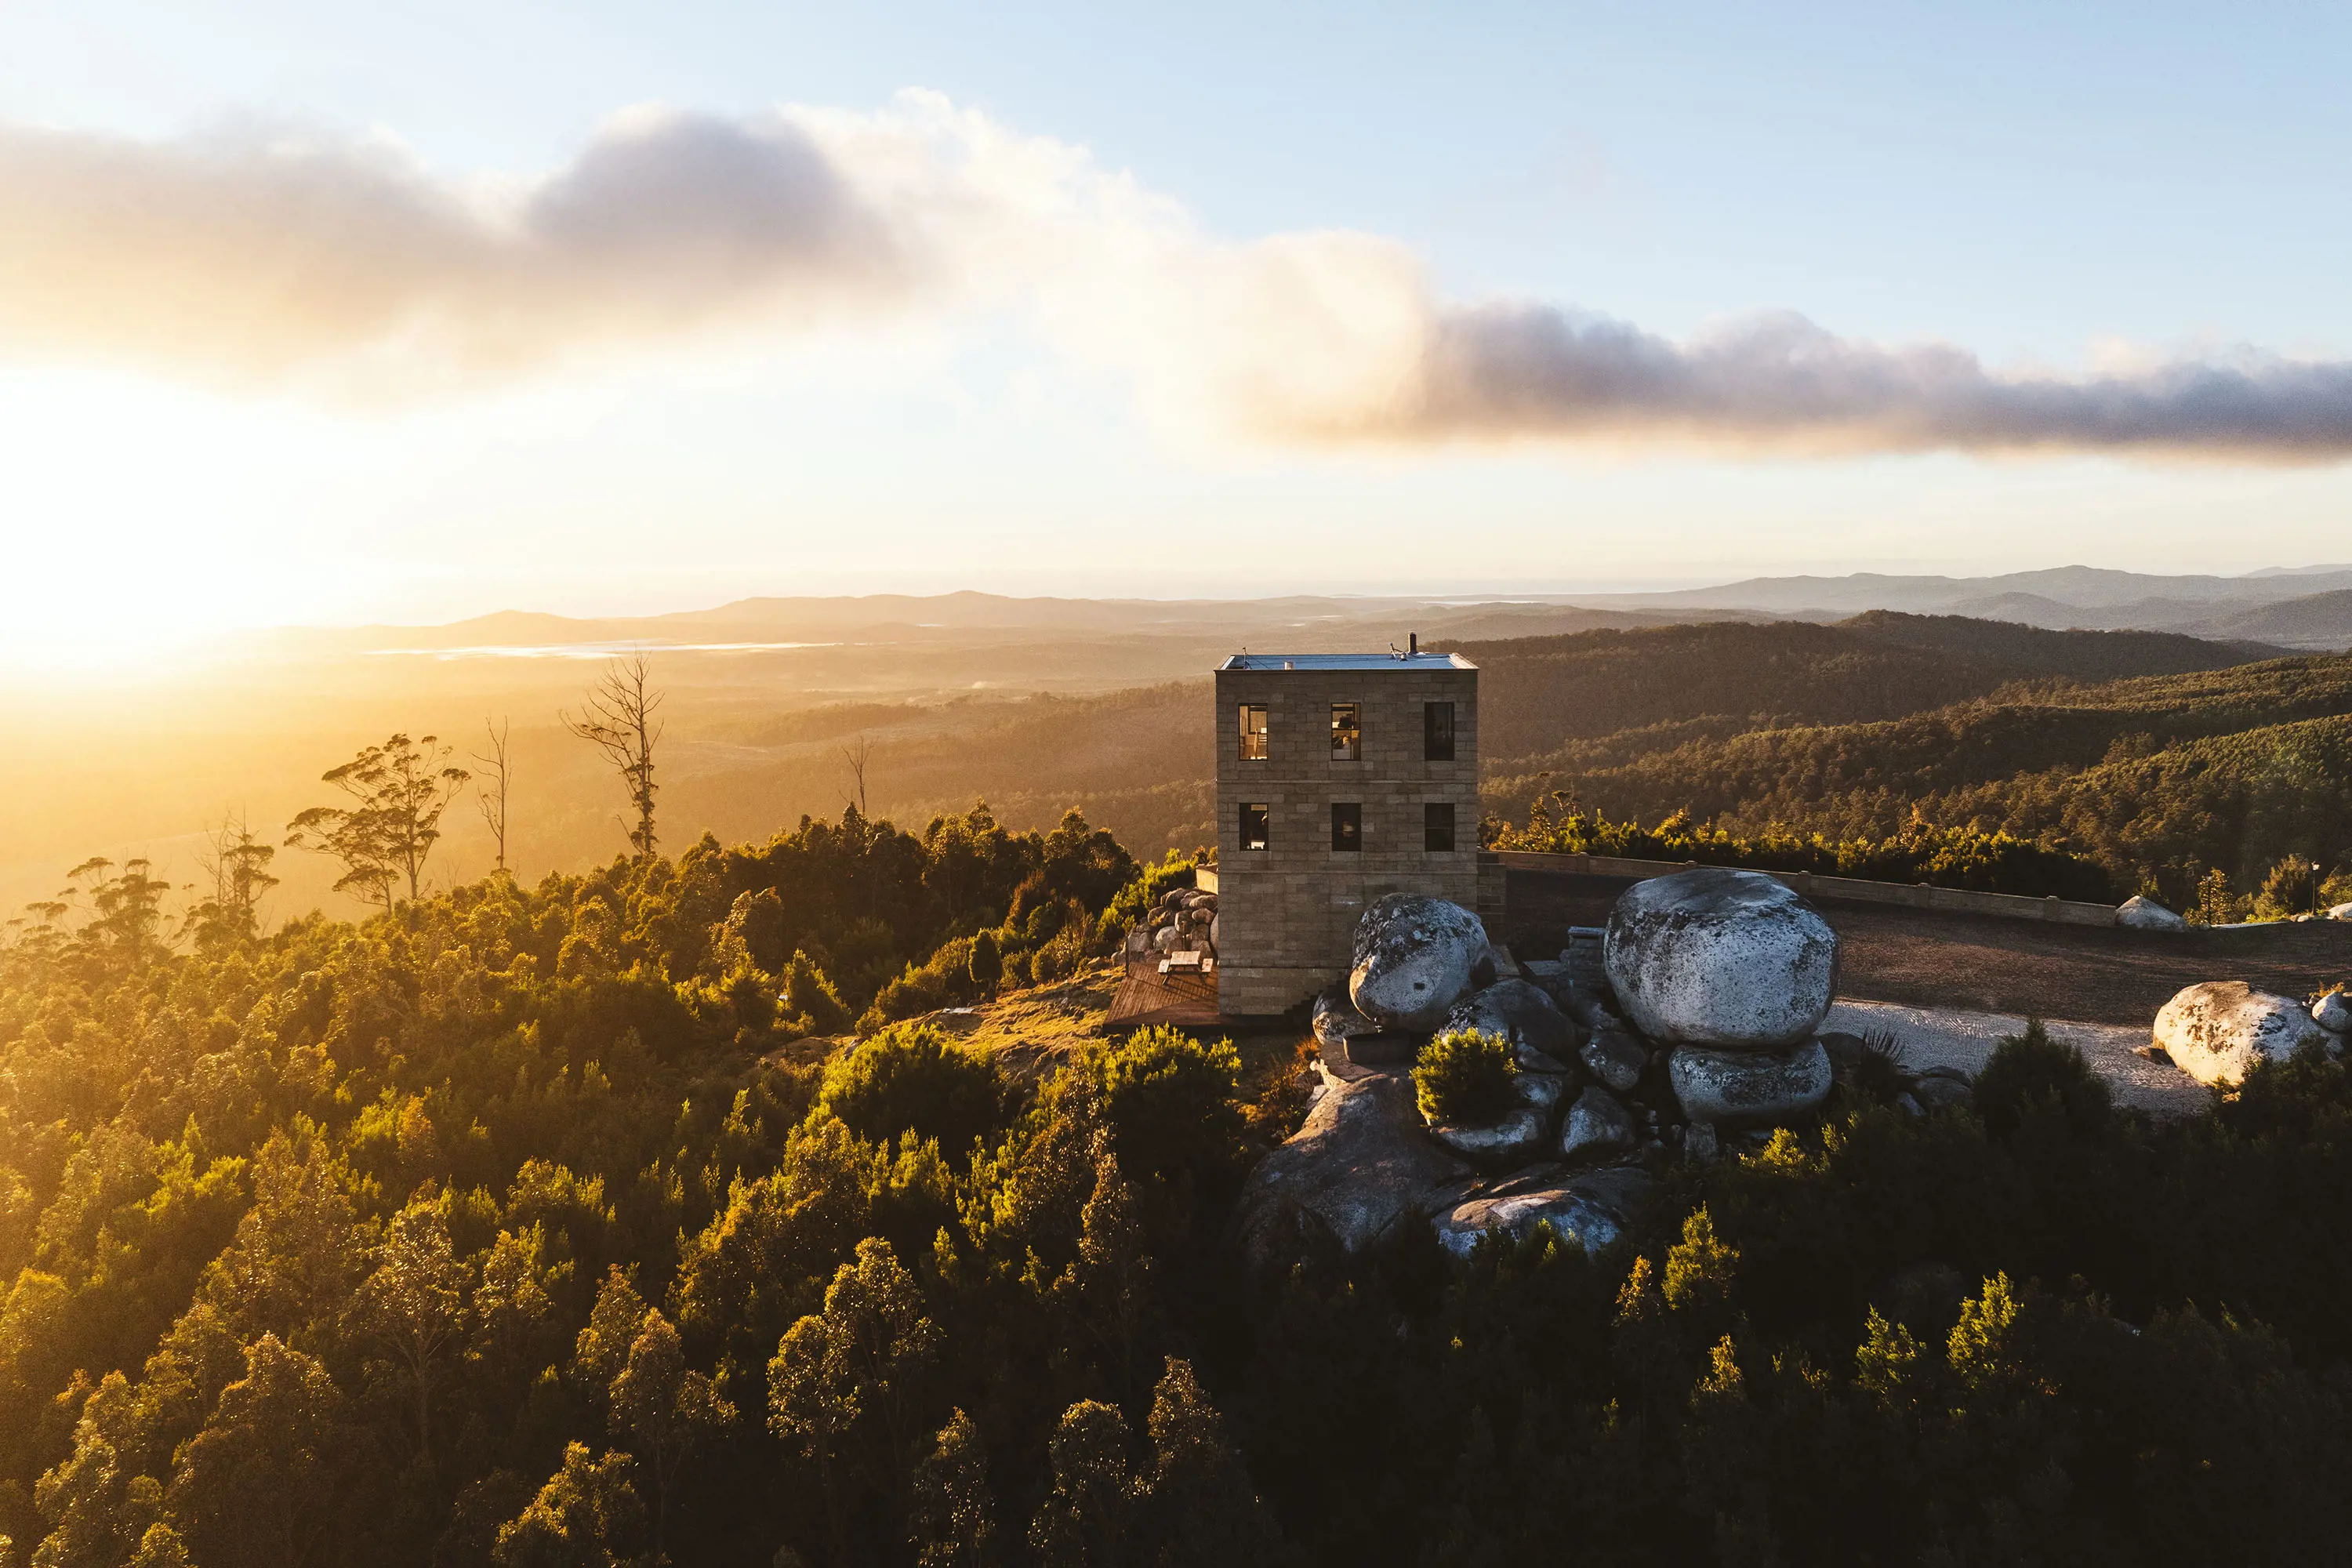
[3,94,2351,459]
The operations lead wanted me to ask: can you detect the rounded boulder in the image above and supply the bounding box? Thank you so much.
[1444,978,1579,1065]
[1666,1040,1834,1125]
[2154,981,2330,1086]
[1351,895,1490,1032]
[1603,869,1838,1048]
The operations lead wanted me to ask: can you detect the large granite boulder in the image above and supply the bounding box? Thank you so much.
[1445,978,1580,1067]
[2116,895,2187,931]
[1351,895,1491,1032]
[1432,1163,1655,1259]
[1603,869,1837,1049]
[2153,981,2331,1087]
[1667,1040,1835,1125]
[1233,1074,1473,1272]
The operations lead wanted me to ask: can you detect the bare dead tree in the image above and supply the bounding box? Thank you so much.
[564,654,663,858]
[840,732,873,817]
[473,717,513,873]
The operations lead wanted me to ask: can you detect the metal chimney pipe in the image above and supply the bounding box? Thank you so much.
[1409,632,1419,655]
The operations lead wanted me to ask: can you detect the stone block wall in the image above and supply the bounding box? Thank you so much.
[1215,656,1481,1014]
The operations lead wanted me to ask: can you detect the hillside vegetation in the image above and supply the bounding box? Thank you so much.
[1506,652,2352,908]
[7,823,2352,1566]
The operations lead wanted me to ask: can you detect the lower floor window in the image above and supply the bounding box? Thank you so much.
[1331,802,1362,851]
[1240,802,1270,851]
[1425,801,1456,852]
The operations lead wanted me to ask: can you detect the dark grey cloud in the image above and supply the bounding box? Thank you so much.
[1388,305,2352,458]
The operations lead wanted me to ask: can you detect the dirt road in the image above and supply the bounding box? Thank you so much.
[1502,870,2352,1027]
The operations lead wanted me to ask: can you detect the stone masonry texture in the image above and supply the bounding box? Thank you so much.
[1216,657,1481,1014]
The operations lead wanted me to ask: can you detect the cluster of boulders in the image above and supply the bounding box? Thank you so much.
[1242,869,1860,1271]
[1125,885,1218,961]
[2152,979,2349,1086]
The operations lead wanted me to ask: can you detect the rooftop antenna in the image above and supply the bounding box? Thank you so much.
[1388,641,1405,659]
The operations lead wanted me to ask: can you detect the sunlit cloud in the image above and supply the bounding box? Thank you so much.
[4,93,2352,459]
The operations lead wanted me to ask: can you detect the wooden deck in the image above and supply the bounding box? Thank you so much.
[1105,956,1223,1029]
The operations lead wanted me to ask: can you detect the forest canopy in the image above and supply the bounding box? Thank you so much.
[5,804,2352,1566]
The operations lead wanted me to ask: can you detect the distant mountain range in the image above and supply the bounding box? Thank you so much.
[1573,565,2352,648]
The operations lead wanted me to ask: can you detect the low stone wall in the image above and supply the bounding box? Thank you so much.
[1484,850,2119,928]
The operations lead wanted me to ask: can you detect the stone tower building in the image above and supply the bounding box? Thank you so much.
[1214,645,1480,1014]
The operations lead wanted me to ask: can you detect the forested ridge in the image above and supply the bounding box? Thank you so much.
[6,798,2352,1566]
[1493,651,2352,909]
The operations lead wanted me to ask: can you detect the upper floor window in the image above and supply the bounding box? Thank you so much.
[1330,703,1360,761]
[1331,802,1362,851]
[1425,801,1457,852]
[1424,701,1456,761]
[1238,703,1269,761]
[1239,802,1270,851]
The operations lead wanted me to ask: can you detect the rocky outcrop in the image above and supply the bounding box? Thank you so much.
[1602,869,1837,1048]
[1560,1086,1635,1162]
[1445,978,1580,1066]
[1135,885,1219,960]
[2154,981,2331,1087]
[1432,1163,1655,1259]
[1351,895,1491,1031]
[1579,1028,1646,1094]
[2315,990,2350,1037]
[2116,895,2187,931]
[1666,1040,1835,1124]
[1428,1072,1566,1170]
[1233,1073,1472,1272]
[1310,986,1380,1054]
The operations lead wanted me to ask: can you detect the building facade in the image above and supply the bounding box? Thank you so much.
[1214,649,1481,1014]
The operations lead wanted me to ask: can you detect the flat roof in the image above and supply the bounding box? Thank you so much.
[1218,652,1476,671]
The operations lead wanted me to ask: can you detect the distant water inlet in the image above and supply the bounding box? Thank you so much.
[364,640,843,660]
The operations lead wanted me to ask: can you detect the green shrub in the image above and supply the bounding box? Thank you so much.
[1414,1029,1517,1124]
[782,949,850,1033]
[813,1022,1004,1156]
[1973,1019,2111,1142]
[967,929,1003,993]
[1087,1025,1246,1185]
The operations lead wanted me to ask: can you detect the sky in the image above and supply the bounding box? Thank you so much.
[4,0,2352,658]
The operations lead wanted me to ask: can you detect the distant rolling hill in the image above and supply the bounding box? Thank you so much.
[2187,588,2352,651]
[1512,650,2352,902]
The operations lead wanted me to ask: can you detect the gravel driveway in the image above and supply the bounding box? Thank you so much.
[1826,998,2210,1118]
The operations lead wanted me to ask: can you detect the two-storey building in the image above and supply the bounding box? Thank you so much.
[1214,644,1481,1014]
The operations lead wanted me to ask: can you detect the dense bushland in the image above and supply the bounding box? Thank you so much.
[5,812,2352,1566]
[1485,801,2116,902]
[1485,649,2352,909]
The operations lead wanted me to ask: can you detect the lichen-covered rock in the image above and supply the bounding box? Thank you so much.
[1310,986,1379,1054]
[1579,1028,1647,1094]
[2153,981,2330,1087]
[1350,895,1490,1031]
[1667,1040,1834,1124]
[1428,1073,1564,1170]
[1560,1087,1635,1163]
[1232,1074,1473,1272]
[1603,869,1838,1048]
[1432,1163,1655,1259]
[2314,990,2350,1036]
[2116,895,2187,931]
[1444,979,1579,1065]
